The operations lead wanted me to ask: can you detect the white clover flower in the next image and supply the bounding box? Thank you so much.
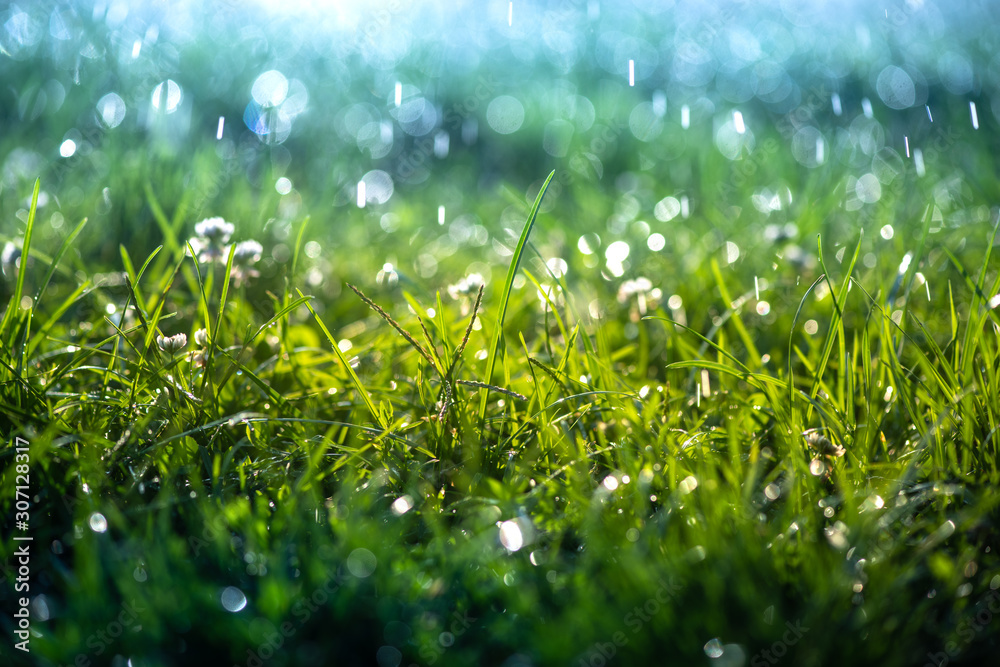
[157,332,188,354]
[194,328,210,347]
[231,240,263,266]
[188,217,237,264]
[194,217,235,244]
[805,431,845,458]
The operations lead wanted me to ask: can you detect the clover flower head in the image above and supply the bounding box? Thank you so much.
[157,332,188,354]
[194,217,235,244]
[231,240,263,266]
[194,328,210,347]
[805,431,845,458]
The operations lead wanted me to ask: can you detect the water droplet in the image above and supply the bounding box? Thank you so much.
[151,80,182,114]
[88,512,108,533]
[499,520,523,552]
[704,638,724,658]
[220,586,247,612]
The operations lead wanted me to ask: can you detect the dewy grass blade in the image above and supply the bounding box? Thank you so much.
[2,179,39,346]
[478,170,555,426]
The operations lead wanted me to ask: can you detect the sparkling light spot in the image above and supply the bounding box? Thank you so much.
[725,241,740,264]
[629,59,635,86]
[151,79,182,114]
[499,520,523,552]
[251,70,288,108]
[486,96,525,134]
[647,233,665,251]
[880,224,894,240]
[88,512,107,533]
[97,93,127,128]
[220,586,247,612]
[970,101,979,130]
[275,177,292,195]
[602,475,619,491]
[217,116,225,140]
[391,496,413,515]
[733,110,746,134]
[59,139,76,158]
[346,548,377,578]
[681,104,690,129]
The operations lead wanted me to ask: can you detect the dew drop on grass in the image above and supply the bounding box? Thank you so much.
[704,638,724,658]
[88,512,107,533]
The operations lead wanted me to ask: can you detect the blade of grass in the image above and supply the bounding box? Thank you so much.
[1,179,39,347]
[478,170,555,426]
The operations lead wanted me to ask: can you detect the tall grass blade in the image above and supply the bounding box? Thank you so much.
[478,170,555,426]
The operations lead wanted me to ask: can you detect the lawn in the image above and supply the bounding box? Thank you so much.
[2,1,1000,666]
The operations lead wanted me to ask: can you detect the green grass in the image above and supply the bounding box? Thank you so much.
[2,152,1000,666]
[3,9,1000,663]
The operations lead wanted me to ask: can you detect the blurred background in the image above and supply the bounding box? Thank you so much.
[1,0,997,318]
